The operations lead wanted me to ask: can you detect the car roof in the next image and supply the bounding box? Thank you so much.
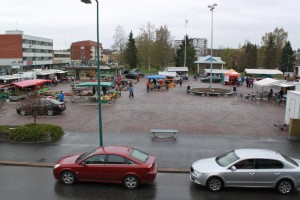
[94,146,132,156]
[234,149,283,160]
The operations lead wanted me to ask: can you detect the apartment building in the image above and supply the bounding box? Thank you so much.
[174,38,208,57]
[0,30,53,75]
[53,50,71,69]
[70,40,103,66]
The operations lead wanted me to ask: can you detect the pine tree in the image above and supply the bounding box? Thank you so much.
[175,35,196,68]
[124,31,139,69]
[281,41,295,73]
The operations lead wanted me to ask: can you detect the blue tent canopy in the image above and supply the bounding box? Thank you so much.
[146,75,166,79]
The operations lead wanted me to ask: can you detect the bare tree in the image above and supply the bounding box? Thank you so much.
[16,93,50,124]
[136,22,155,71]
[0,101,7,117]
[111,25,127,64]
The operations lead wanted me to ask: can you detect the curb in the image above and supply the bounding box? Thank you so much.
[0,160,189,173]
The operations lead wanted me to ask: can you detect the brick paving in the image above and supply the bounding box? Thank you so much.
[0,78,287,137]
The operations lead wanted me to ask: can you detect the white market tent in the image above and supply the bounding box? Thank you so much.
[245,69,283,75]
[273,82,295,88]
[253,78,281,94]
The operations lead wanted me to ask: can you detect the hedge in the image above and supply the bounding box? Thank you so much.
[0,124,63,142]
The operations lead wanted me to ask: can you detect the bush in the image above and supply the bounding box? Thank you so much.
[8,124,63,142]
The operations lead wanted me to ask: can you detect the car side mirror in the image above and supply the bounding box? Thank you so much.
[81,161,86,166]
[230,166,236,171]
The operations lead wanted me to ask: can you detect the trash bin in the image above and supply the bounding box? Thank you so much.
[187,86,191,90]
[233,86,237,92]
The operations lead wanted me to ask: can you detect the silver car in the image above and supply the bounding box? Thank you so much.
[190,149,300,194]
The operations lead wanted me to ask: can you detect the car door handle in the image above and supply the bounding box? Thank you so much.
[274,173,280,175]
[249,173,255,175]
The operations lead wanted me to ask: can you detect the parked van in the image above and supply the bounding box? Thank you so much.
[164,67,189,80]
[158,71,180,82]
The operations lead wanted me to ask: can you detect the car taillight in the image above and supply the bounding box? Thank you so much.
[148,163,154,172]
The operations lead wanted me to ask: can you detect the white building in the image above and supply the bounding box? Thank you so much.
[0,30,53,74]
[174,38,207,57]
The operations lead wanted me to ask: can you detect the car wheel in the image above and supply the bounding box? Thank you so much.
[277,179,294,194]
[207,177,223,192]
[20,110,26,116]
[47,109,54,116]
[61,171,76,185]
[123,175,139,189]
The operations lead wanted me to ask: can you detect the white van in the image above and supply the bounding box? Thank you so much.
[158,71,180,82]
[164,67,189,80]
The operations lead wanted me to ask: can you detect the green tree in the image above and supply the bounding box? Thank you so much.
[123,31,139,69]
[281,41,295,73]
[263,35,278,69]
[257,46,266,68]
[152,25,175,69]
[238,42,257,71]
[261,27,288,68]
[175,35,196,68]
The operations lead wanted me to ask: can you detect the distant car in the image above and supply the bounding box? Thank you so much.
[130,68,145,77]
[53,146,157,189]
[200,76,222,83]
[125,73,139,79]
[190,149,300,194]
[16,98,66,116]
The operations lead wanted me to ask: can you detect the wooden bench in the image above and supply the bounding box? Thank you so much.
[193,91,206,96]
[207,92,221,97]
[150,129,178,139]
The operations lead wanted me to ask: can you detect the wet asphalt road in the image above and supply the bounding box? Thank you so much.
[1,165,300,200]
[1,131,300,169]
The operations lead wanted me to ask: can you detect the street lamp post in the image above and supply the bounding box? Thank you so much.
[184,20,188,68]
[208,3,217,92]
[29,44,36,75]
[81,0,103,146]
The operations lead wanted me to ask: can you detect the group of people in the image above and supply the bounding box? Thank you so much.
[245,77,254,88]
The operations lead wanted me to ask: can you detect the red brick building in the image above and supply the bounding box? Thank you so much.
[71,40,103,65]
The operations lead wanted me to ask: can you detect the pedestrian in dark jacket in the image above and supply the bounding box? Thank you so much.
[129,85,134,98]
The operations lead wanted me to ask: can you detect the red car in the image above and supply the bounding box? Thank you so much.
[53,146,157,189]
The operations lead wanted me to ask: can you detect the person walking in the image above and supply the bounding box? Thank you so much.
[59,91,65,102]
[129,85,134,98]
[146,80,150,93]
[179,76,183,87]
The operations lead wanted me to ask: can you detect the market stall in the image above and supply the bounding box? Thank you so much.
[6,79,52,101]
[253,78,281,95]
[224,69,240,85]
[75,81,119,103]
[146,75,174,91]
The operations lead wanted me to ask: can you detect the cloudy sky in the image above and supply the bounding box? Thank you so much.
[1,0,299,50]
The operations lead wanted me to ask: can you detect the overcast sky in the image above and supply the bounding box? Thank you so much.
[1,0,299,50]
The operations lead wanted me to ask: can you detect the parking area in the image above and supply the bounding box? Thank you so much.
[0,78,287,137]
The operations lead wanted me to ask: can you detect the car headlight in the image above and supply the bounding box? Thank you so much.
[53,164,60,169]
[193,170,202,177]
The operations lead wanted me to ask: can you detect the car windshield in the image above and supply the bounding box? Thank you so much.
[75,149,96,163]
[216,150,240,167]
[281,154,299,167]
[130,149,149,163]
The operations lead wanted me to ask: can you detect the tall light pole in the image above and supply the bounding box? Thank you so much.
[208,3,217,92]
[81,0,103,146]
[184,20,188,67]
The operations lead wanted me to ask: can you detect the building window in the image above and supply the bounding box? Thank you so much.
[81,46,85,50]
